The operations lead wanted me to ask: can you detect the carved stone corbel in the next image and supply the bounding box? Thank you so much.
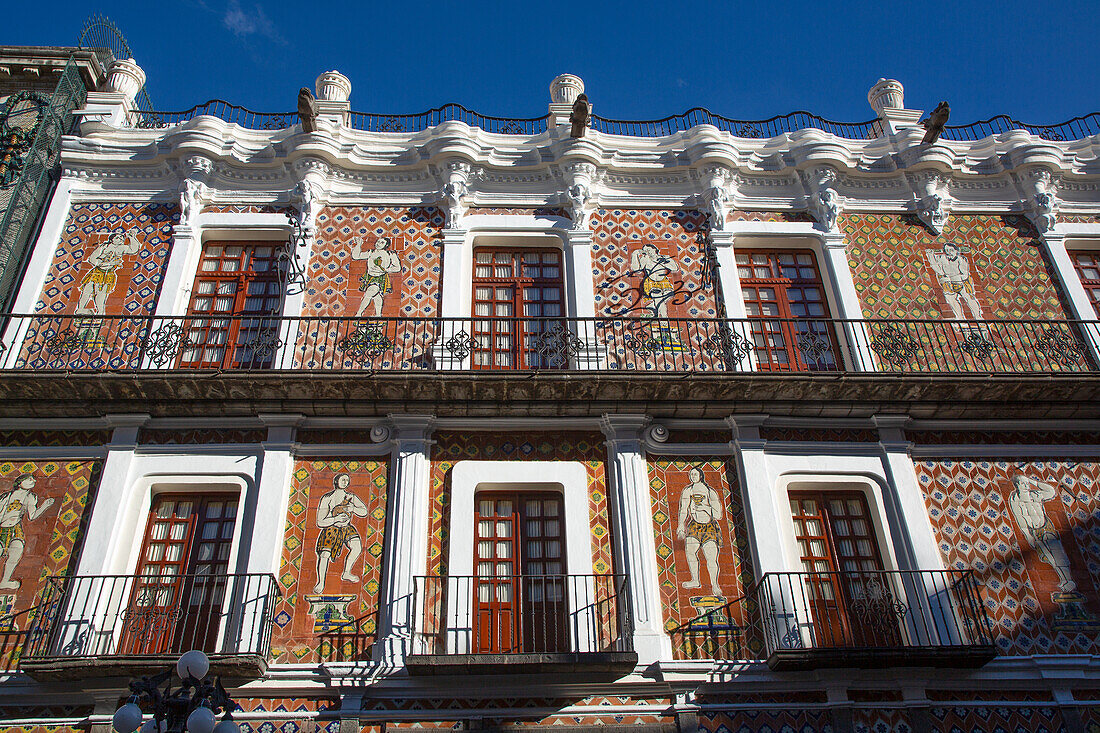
[911,173,950,234]
[562,161,597,230]
[701,165,732,231]
[291,159,330,237]
[439,161,472,229]
[177,155,213,229]
[1025,168,1060,235]
[807,167,841,232]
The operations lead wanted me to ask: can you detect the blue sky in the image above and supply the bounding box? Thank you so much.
[5,1,1098,125]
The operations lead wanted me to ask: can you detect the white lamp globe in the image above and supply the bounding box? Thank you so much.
[186,706,217,733]
[112,702,143,733]
[213,720,240,733]
[140,718,167,733]
[177,649,210,680]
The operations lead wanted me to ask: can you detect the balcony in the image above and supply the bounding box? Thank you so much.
[2,313,1097,374]
[671,569,996,670]
[18,573,280,680]
[406,574,637,676]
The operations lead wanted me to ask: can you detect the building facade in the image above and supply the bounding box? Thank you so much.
[0,61,1099,733]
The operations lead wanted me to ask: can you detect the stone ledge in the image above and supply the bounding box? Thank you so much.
[405,651,638,677]
[0,371,1098,419]
[19,653,268,682]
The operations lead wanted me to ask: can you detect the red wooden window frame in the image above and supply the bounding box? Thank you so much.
[1069,249,1100,316]
[471,248,565,369]
[474,492,566,653]
[789,491,898,647]
[180,242,282,369]
[736,249,839,371]
[123,494,239,654]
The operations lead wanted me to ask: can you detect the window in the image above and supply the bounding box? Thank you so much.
[736,249,838,371]
[472,249,564,369]
[789,491,898,647]
[474,492,565,653]
[123,494,238,654]
[180,242,282,368]
[1069,249,1100,316]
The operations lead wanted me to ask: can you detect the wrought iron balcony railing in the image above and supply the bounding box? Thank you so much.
[2,314,1097,374]
[19,573,279,677]
[409,574,633,667]
[671,569,996,670]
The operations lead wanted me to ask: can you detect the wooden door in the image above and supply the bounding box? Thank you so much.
[736,250,838,371]
[789,491,897,648]
[180,242,282,369]
[472,249,565,369]
[473,492,566,653]
[123,495,237,655]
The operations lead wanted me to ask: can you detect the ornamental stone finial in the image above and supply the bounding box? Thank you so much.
[315,70,352,102]
[550,74,585,104]
[868,78,905,115]
[103,58,146,104]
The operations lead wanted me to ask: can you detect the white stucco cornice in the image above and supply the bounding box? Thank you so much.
[59,117,1100,216]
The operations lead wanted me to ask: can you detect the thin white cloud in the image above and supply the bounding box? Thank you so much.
[223,0,286,45]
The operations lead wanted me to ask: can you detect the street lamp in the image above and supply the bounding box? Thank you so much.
[112,649,239,733]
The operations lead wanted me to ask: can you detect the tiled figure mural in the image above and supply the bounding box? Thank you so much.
[427,433,613,577]
[843,213,1070,321]
[647,459,754,649]
[590,208,716,319]
[271,459,388,664]
[0,460,100,668]
[917,459,1100,655]
[35,203,177,315]
[293,206,442,370]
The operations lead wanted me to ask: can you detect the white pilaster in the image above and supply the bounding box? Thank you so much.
[820,231,875,371]
[154,224,200,318]
[600,414,672,665]
[376,414,434,665]
[1040,228,1100,362]
[71,414,149,577]
[245,415,303,576]
[435,228,470,369]
[710,231,755,371]
[9,177,73,314]
[728,415,785,575]
[564,229,604,368]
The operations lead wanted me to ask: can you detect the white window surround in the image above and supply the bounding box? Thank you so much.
[446,460,595,578]
[156,212,296,319]
[438,214,584,320]
[437,459,596,654]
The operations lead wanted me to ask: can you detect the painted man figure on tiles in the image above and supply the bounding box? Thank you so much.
[313,473,368,594]
[924,242,983,320]
[1008,472,1076,593]
[676,466,723,595]
[0,475,55,590]
[76,229,142,316]
[350,236,401,318]
[630,242,680,319]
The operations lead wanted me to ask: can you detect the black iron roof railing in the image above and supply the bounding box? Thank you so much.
[124,99,1100,141]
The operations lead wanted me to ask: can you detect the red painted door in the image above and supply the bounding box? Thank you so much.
[736,250,838,371]
[789,491,897,648]
[473,493,566,653]
[472,249,565,369]
[122,495,237,654]
[180,242,282,369]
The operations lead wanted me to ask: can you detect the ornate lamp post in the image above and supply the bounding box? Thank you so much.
[112,650,240,733]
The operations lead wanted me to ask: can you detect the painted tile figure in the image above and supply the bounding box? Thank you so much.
[313,473,368,593]
[350,237,401,318]
[630,242,680,319]
[1008,472,1075,593]
[0,475,55,590]
[76,229,142,316]
[924,242,983,320]
[676,466,723,595]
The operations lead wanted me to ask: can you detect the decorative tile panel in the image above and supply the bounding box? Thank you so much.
[917,459,1100,655]
[270,458,388,664]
